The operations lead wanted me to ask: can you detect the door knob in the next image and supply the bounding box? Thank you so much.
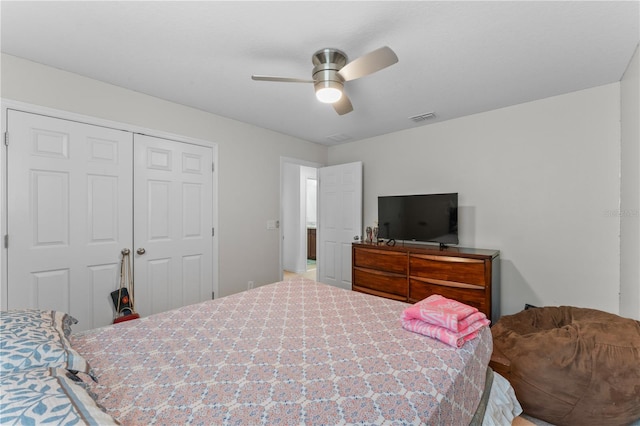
[136,248,146,255]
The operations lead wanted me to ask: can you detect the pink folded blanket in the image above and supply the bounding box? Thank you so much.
[401,294,482,332]
[401,316,490,348]
[401,294,490,348]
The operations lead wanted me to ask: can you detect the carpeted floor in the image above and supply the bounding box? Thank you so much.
[283,258,317,281]
[512,416,536,425]
[283,267,316,281]
[517,414,640,426]
[514,414,554,425]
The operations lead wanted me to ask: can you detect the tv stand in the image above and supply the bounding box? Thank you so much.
[352,241,500,321]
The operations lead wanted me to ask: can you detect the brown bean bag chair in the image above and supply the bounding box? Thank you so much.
[491,306,640,426]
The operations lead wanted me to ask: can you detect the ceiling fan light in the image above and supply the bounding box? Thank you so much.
[316,87,342,103]
[315,81,343,103]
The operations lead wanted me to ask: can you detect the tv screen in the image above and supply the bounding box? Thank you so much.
[378,193,458,245]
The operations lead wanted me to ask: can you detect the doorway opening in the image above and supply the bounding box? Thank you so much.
[280,157,321,282]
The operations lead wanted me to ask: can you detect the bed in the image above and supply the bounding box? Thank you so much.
[2,279,520,425]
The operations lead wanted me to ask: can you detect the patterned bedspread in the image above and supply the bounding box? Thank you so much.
[72,279,492,425]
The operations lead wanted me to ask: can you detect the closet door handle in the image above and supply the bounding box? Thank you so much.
[136,248,146,255]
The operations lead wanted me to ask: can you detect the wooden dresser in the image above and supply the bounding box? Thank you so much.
[352,242,500,321]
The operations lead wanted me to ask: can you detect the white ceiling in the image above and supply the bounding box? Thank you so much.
[1,1,638,146]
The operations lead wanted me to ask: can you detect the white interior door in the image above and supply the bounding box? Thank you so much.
[6,110,133,331]
[318,162,362,289]
[133,134,213,316]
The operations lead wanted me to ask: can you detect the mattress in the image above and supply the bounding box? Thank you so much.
[72,279,493,425]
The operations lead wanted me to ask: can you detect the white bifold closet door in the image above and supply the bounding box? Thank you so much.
[7,110,133,331]
[133,134,213,317]
[6,110,213,331]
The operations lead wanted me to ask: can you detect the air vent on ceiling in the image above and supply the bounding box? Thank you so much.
[409,112,436,122]
[326,133,353,143]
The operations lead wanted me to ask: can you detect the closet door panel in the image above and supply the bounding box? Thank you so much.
[133,134,213,317]
[7,110,133,331]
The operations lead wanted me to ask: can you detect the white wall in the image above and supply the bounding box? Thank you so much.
[282,164,317,273]
[0,54,328,298]
[300,166,317,267]
[329,84,622,317]
[282,162,300,272]
[620,44,640,320]
[2,53,634,318]
[306,178,317,226]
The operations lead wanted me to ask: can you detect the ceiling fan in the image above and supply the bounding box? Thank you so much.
[251,46,398,115]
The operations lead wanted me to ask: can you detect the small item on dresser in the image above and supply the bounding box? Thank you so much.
[401,294,490,348]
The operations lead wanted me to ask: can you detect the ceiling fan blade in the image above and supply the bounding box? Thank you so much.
[333,94,353,115]
[337,46,398,82]
[251,75,314,83]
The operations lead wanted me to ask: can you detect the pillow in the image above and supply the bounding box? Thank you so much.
[0,310,95,379]
[0,368,119,425]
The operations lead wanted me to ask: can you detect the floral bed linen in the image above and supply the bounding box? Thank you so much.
[72,279,492,425]
[0,368,119,425]
[0,309,94,378]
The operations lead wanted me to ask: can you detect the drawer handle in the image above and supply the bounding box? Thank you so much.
[410,276,485,290]
[411,254,483,263]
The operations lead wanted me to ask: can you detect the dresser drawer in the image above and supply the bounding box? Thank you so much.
[409,278,487,314]
[410,254,486,286]
[353,267,407,299]
[353,248,407,274]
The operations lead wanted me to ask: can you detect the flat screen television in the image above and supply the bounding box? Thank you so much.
[378,193,458,245]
